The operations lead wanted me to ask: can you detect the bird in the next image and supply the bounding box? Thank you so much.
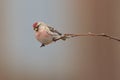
[32,22,66,47]
[33,22,120,47]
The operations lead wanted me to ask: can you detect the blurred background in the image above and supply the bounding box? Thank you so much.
[0,0,120,80]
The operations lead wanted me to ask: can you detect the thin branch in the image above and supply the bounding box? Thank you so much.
[54,32,120,42]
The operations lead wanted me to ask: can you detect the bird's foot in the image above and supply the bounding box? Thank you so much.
[52,38,57,42]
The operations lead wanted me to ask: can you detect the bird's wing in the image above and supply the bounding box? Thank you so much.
[47,26,62,35]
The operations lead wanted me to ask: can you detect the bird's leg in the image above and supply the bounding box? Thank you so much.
[40,44,45,47]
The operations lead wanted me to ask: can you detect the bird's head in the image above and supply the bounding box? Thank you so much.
[32,22,41,32]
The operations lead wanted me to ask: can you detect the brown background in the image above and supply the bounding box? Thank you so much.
[0,0,120,80]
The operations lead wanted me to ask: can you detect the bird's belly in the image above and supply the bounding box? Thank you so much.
[35,31,53,45]
[39,36,53,45]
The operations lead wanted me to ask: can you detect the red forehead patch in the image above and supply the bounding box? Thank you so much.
[32,22,38,28]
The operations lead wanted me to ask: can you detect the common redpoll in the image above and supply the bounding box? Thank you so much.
[33,22,120,47]
[33,22,66,47]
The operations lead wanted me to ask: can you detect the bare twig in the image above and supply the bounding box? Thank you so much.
[54,32,120,42]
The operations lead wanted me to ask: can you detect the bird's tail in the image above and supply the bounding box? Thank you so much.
[61,36,69,41]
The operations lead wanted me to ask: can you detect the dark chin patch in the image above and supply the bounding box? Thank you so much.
[34,27,38,32]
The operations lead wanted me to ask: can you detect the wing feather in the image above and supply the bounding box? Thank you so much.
[47,26,62,35]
